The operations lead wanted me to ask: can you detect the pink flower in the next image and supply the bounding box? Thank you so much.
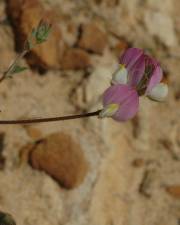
[99,48,168,121]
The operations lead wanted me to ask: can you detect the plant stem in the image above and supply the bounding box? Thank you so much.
[0,50,28,83]
[0,110,101,125]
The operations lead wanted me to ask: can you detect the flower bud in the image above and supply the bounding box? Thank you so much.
[111,64,128,85]
[147,83,168,101]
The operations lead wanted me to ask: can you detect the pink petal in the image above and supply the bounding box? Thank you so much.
[120,48,144,70]
[103,84,133,105]
[146,65,163,93]
[128,55,145,87]
[113,91,139,121]
[102,84,139,121]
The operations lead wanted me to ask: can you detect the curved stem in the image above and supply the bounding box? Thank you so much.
[0,110,101,125]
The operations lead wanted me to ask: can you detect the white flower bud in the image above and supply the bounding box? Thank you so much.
[111,64,128,85]
[148,83,168,102]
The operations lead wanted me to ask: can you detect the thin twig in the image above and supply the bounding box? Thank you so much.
[0,49,28,83]
[0,110,101,125]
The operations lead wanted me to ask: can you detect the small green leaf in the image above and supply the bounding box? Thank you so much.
[35,20,52,44]
[24,20,52,51]
[10,65,28,75]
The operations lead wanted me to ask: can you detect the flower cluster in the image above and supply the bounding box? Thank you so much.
[99,48,168,121]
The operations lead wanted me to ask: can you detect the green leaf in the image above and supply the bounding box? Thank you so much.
[35,20,52,44]
[24,20,52,51]
[10,65,28,75]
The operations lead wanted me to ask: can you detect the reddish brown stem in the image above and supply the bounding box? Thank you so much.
[0,110,101,125]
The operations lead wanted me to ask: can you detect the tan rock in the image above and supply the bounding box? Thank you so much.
[132,158,145,168]
[166,185,180,198]
[27,133,88,189]
[113,39,129,57]
[6,0,64,69]
[0,26,15,72]
[78,23,108,54]
[61,48,91,70]
[19,143,35,165]
[24,126,43,141]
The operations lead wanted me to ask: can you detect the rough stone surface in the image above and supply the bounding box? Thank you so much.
[144,11,178,47]
[0,0,179,225]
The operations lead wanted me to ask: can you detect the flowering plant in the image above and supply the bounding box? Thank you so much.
[0,24,168,125]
